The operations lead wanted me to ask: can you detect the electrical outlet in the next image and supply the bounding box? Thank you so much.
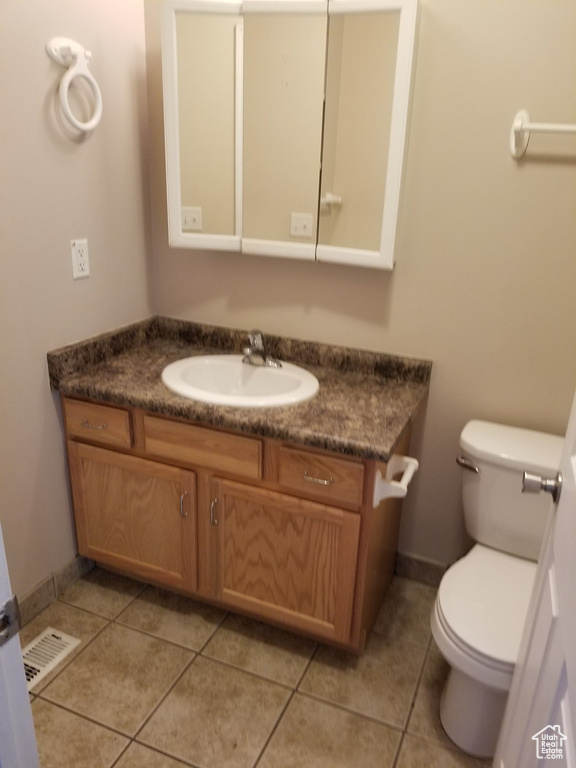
[182,206,202,232]
[290,212,313,239]
[71,239,89,279]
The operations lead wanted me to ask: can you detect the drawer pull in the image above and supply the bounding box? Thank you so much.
[180,491,189,518]
[81,419,108,431]
[303,471,334,486]
[210,498,218,526]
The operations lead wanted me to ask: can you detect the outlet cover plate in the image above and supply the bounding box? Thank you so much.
[182,206,202,232]
[290,213,313,239]
[71,239,89,279]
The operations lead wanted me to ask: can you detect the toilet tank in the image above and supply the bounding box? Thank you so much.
[459,421,563,561]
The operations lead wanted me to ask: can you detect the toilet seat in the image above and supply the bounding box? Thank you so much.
[432,544,538,691]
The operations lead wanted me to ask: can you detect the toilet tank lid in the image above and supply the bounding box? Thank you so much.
[460,420,563,473]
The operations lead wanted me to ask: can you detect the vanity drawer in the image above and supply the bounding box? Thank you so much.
[278,446,364,510]
[143,415,262,480]
[63,398,132,449]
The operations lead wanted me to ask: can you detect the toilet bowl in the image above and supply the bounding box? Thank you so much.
[431,544,537,756]
[431,421,563,757]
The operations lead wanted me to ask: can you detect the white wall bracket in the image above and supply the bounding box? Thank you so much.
[46,37,103,132]
[373,454,419,506]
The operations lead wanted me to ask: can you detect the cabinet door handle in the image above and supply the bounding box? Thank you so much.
[81,419,108,430]
[303,470,334,486]
[180,491,189,518]
[210,498,218,526]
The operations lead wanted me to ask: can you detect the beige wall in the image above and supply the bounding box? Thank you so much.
[0,0,153,597]
[146,0,576,567]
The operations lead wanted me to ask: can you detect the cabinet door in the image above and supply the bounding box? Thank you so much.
[211,478,360,644]
[68,443,197,592]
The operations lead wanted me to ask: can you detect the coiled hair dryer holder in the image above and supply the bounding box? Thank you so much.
[46,37,102,132]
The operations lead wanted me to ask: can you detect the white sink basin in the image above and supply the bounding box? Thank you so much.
[162,354,319,408]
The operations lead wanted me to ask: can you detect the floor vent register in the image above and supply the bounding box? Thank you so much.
[22,626,81,691]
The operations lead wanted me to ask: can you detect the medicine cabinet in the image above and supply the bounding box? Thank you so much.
[161,0,418,269]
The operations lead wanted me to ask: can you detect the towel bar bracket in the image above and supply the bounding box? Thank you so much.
[510,109,576,159]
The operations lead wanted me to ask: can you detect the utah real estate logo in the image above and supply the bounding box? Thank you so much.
[532,725,567,761]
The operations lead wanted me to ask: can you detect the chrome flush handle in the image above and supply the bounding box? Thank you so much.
[456,456,479,473]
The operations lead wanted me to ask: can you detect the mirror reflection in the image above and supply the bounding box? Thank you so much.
[318,12,399,252]
[243,13,326,252]
[176,12,240,236]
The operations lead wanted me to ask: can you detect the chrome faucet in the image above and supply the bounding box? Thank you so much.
[242,330,282,368]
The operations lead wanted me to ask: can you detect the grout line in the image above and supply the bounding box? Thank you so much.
[193,652,295,692]
[107,739,132,768]
[31,696,133,740]
[294,640,319,689]
[197,610,230,653]
[130,652,199,742]
[110,615,206,654]
[294,688,407,732]
[126,740,201,768]
[55,595,125,622]
[403,633,432,733]
[251,689,296,768]
[391,731,408,768]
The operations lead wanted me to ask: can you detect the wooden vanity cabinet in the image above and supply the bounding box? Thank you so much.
[62,396,408,653]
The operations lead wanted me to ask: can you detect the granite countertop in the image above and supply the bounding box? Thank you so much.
[47,316,432,461]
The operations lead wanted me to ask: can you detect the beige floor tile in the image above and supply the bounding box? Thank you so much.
[32,698,128,768]
[257,692,402,768]
[117,585,226,650]
[407,642,453,746]
[396,734,492,768]
[138,655,291,768]
[373,576,437,646]
[58,567,144,618]
[114,742,191,767]
[299,632,426,728]
[203,613,317,686]
[41,623,192,735]
[20,599,108,691]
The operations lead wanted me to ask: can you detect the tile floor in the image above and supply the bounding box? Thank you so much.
[23,568,493,768]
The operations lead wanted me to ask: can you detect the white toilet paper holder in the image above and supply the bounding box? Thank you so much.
[373,454,419,506]
[46,37,102,132]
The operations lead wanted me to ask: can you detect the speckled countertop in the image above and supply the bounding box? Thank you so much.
[47,316,432,461]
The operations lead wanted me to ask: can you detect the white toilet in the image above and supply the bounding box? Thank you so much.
[431,420,563,758]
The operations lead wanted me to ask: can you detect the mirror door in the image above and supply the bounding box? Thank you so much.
[163,0,243,251]
[242,8,327,260]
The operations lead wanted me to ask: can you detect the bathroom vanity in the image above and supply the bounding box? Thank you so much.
[48,317,431,653]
